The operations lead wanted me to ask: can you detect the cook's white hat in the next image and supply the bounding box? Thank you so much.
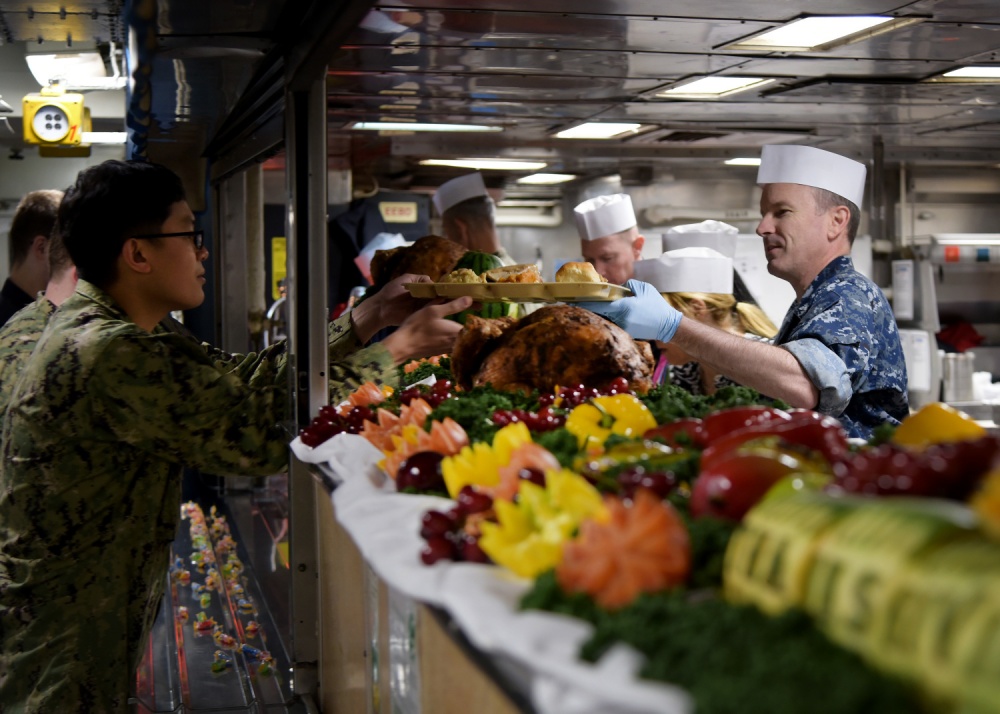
[574,193,637,241]
[433,173,489,215]
[757,145,866,209]
[663,220,738,258]
[633,247,733,294]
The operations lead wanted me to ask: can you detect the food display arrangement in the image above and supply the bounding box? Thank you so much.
[133,502,288,709]
[293,353,1000,714]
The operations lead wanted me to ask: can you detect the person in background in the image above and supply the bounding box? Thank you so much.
[0,159,471,712]
[574,193,645,285]
[433,172,515,265]
[633,247,777,393]
[662,219,761,306]
[580,145,907,439]
[0,190,62,326]
[0,226,78,413]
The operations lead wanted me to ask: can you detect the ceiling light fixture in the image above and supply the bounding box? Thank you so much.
[657,77,773,99]
[25,51,107,86]
[555,122,641,139]
[724,157,762,166]
[352,121,502,132]
[937,66,1000,80]
[498,199,561,208]
[722,15,923,52]
[420,158,547,171]
[517,173,576,184]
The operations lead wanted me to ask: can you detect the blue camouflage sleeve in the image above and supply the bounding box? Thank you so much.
[780,291,873,417]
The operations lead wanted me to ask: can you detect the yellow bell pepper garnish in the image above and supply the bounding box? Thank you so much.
[564,394,657,452]
[478,469,608,578]
[441,421,532,497]
[891,402,985,449]
[971,468,1000,542]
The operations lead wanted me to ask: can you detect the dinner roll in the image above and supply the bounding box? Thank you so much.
[555,261,605,283]
[482,264,543,283]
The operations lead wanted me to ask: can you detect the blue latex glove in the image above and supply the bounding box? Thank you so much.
[578,279,682,342]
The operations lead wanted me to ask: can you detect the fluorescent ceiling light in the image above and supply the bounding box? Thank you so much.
[26,52,107,86]
[722,15,926,52]
[81,131,127,144]
[555,123,641,139]
[499,199,560,208]
[517,173,575,184]
[352,121,502,132]
[724,158,761,166]
[724,16,917,52]
[420,158,547,171]
[940,66,1000,79]
[658,77,773,98]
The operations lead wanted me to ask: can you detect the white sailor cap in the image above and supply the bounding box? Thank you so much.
[573,193,637,241]
[433,173,489,215]
[662,220,738,258]
[757,145,867,209]
[633,247,733,294]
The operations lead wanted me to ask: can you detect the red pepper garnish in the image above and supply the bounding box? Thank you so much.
[701,412,849,468]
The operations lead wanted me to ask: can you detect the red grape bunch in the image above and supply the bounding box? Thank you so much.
[830,435,1000,500]
[299,404,376,447]
[418,485,494,565]
[397,379,454,408]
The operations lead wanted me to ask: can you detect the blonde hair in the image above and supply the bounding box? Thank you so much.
[663,291,778,339]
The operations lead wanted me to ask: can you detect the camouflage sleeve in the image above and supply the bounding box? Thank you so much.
[327,312,363,360]
[186,315,366,386]
[781,337,852,415]
[327,342,397,404]
[199,341,290,388]
[91,332,291,475]
[781,289,873,416]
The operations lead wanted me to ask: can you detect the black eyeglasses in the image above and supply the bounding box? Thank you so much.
[133,230,205,250]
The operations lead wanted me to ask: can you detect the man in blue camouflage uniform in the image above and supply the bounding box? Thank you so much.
[0,160,471,712]
[581,145,908,439]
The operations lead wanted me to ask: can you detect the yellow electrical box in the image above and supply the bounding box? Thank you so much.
[22,86,86,146]
[38,107,92,157]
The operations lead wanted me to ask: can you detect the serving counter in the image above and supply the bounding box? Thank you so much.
[316,481,530,714]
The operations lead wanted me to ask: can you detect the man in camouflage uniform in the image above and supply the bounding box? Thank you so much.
[0,190,62,327]
[0,160,470,712]
[581,145,907,439]
[0,220,77,414]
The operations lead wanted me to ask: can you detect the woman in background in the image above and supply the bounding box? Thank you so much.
[634,247,777,394]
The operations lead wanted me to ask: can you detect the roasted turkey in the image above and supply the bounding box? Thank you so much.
[451,305,654,394]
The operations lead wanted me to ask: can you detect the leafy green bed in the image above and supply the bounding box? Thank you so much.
[521,571,917,714]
